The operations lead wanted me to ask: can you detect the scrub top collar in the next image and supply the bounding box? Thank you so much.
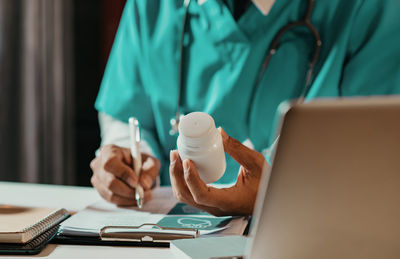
[184,0,282,43]
[198,0,275,15]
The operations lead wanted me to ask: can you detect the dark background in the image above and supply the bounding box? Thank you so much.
[74,0,126,186]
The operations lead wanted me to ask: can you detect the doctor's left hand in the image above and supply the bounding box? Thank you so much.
[169,128,268,216]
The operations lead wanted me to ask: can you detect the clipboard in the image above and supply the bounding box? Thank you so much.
[53,223,199,248]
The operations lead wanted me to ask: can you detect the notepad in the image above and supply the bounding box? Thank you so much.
[0,205,69,243]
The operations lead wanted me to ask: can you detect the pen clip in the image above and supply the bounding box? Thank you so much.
[134,119,141,142]
[129,117,141,163]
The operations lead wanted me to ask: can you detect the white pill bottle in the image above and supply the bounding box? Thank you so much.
[177,112,226,184]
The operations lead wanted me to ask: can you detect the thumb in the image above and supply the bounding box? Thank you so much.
[219,127,266,172]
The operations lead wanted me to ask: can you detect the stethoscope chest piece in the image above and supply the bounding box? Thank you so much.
[169,114,185,136]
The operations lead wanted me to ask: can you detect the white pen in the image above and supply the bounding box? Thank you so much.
[129,117,144,208]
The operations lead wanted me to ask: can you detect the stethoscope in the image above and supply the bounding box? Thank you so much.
[169,0,322,136]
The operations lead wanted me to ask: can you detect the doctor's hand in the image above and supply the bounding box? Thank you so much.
[90,144,160,206]
[169,128,268,216]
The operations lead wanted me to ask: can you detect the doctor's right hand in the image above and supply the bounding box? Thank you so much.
[90,144,160,206]
[169,128,268,216]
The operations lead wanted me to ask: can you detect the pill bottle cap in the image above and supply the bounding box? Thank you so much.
[178,112,216,147]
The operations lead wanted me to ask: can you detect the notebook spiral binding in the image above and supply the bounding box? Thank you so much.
[23,225,60,249]
[22,209,69,242]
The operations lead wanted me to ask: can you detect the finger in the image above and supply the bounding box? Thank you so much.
[139,173,154,190]
[116,188,153,207]
[182,159,235,211]
[103,173,136,199]
[90,156,100,172]
[110,194,138,206]
[219,127,266,172]
[101,145,133,166]
[169,150,191,202]
[118,146,134,167]
[93,172,155,207]
[169,151,226,215]
[104,161,138,188]
[102,150,138,188]
[92,174,137,206]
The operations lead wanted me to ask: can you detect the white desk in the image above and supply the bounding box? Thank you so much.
[0,181,175,258]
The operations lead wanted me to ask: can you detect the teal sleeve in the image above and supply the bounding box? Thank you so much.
[95,0,162,160]
[340,0,400,95]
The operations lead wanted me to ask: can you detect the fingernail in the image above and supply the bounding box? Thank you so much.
[170,150,177,163]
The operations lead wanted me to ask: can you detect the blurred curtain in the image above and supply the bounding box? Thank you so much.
[0,0,75,184]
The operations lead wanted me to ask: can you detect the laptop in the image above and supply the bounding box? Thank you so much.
[248,96,400,259]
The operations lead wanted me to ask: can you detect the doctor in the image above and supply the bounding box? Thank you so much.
[90,0,400,215]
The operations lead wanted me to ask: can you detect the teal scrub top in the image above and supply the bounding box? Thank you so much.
[95,0,400,185]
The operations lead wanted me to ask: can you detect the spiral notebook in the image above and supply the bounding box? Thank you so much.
[0,224,60,255]
[0,205,69,244]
